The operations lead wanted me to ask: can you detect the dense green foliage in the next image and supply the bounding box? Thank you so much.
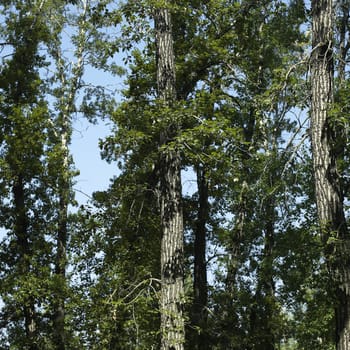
[0,0,349,349]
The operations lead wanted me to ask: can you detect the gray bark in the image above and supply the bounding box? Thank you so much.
[311,1,350,349]
[155,6,185,350]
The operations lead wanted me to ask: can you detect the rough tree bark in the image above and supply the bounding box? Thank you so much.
[155,4,185,350]
[310,1,350,349]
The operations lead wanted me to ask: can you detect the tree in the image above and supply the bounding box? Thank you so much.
[0,1,52,347]
[0,1,101,347]
[310,0,350,349]
[5,0,350,348]
[46,1,89,346]
[155,3,185,349]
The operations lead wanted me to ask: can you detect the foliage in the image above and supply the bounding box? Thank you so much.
[0,0,349,349]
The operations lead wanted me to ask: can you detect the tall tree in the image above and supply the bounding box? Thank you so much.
[155,3,185,349]
[310,0,350,348]
[47,1,88,346]
[0,1,52,347]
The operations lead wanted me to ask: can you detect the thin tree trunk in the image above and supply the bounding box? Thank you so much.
[226,181,248,293]
[336,1,350,83]
[13,174,37,349]
[49,4,87,347]
[155,5,185,350]
[53,134,68,350]
[224,110,254,350]
[192,165,209,350]
[311,1,350,349]
[226,107,255,293]
[251,196,276,350]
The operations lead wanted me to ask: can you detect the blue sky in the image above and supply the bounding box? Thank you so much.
[69,55,125,206]
[71,117,116,205]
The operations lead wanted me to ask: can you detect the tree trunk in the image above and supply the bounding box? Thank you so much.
[226,106,255,295]
[53,136,68,350]
[155,5,185,350]
[310,1,350,349]
[336,1,350,84]
[50,5,87,347]
[192,165,209,350]
[13,174,37,349]
[251,196,276,350]
[226,181,248,293]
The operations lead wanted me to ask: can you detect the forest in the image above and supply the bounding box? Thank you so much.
[0,0,350,349]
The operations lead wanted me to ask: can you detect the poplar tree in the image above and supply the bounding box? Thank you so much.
[0,1,52,347]
[46,1,89,346]
[310,0,350,348]
[155,3,185,349]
